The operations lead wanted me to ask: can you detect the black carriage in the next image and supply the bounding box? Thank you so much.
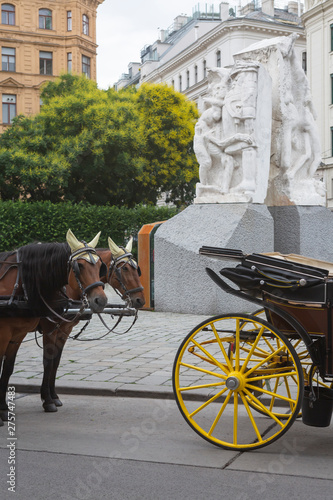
[172,247,333,450]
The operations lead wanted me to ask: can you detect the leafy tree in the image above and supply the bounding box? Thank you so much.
[0,75,199,206]
[136,84,199,206]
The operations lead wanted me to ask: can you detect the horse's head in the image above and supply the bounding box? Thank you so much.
[107,236,145,309]
[66,229,108,313]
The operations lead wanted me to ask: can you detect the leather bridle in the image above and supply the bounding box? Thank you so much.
[68,244,105,301]
[108,250,143,302]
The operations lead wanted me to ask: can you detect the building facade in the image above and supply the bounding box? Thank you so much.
[303,0,333,208]
[116,1,306,106]
[0,0,103,132]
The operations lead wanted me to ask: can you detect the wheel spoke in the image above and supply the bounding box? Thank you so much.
[208,390,232,435]
[179,381,226,392]
[189,387,229,417]
[233,391,238,445]
[240,392,263,443]
[191,338,230,374]
[243,388,285,426]
[179,361,226,379]
[246,383,297,405]
[211,323,233,371]
[245,344,288,377]
[240,326,265,374]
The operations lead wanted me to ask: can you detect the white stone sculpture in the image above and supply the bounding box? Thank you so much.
[194,34,325,206]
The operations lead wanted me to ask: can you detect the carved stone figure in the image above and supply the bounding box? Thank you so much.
[194,34,325,206]
[194,62,271,204]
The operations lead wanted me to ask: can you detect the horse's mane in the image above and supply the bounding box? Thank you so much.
[19,242,71,312]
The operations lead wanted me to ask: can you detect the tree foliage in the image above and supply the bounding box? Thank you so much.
[0,75,199,206]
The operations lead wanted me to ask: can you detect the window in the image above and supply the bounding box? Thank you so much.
[331,24,333,52]
[203,60,207,79]
[2,47,15,72]
[331,74,333,105]
[82,55,90,78]
[40,51,52,75]
[67,11,72,31]
[82,14,89,35]
[1,4,15,25]
[67,52,72,72]
[216,50,221,67]
[186,70,190,88]
[2,94,16,124]
[302,52,307,73]
[179,75,182,92]
[194,65,198,84]
[39,9,52,29]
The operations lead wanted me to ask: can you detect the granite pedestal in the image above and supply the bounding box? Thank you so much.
[269,206,333,261]
[154,204,274,315]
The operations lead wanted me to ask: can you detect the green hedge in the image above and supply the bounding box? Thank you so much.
[0,201,179,252]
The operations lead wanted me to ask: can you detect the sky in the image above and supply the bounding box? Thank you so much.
[96,1,221,89]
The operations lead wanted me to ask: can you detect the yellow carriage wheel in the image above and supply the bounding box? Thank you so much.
[173,313,303,451]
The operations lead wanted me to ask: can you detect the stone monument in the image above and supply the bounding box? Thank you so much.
[154,35,333,315]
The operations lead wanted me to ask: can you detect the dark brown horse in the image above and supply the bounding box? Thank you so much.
[39,236,145,412]
[0,229,108,425]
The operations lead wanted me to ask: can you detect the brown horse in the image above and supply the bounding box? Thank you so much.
[39,236,145,412]
[0,229,108,425]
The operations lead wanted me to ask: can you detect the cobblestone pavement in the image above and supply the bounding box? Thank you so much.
[11,286,208,398]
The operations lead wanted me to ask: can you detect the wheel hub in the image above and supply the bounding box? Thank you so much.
[226,371,245,391]
[226,376,240,390]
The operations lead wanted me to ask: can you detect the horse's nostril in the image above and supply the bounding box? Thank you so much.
[135,297,145,308]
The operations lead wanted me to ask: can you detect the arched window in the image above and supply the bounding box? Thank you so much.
[39,8,52,30]
[1,4,15,25]
[82,14,89,35]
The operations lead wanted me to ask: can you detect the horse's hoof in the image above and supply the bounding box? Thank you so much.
[53,398,63,407]
[43,402,58,413]
[0,410,8,421]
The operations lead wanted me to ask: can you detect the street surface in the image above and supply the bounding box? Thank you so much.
[0,394,333,500]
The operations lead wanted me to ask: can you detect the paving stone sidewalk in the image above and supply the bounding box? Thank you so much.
[11,286,208,398]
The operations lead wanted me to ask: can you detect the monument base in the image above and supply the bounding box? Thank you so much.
[269,205,333,261]
[154,204,274,315]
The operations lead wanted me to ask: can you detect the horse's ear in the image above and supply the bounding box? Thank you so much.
[66,229,82,252]
[125,236,133,253]
[108,237,124,259]
[87,231,101,249]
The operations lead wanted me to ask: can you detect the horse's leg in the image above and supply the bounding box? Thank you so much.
[40,321,73,412]
[0,334,26,422]
[48,328,70,407]
[40,320,61,412]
